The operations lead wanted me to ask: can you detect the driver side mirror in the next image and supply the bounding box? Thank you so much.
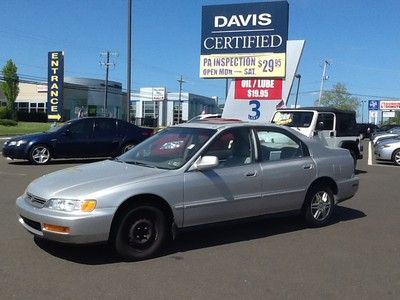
[193,156,219,171]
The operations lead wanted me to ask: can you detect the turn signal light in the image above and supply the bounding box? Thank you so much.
[43,224,70,234]
[81,200,97,212]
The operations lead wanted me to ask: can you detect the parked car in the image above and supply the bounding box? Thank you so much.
[2,117,153,164]
[187,113,221,123]
[16,119,359,260]
[357,123,378,139]
[374,137,400,166]
[272,107,363,167]
[371,127,400,145]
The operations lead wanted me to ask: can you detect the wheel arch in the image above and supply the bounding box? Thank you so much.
[109,194,175,241]
[303,177,338,210]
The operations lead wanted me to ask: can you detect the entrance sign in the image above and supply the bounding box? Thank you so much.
[200,1,289,78]
[47,51,64,121]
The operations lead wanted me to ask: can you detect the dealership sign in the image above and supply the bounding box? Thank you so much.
[368,100,379,110]
[380,100,400,110]
[47,51,64,121]
[234,79,282,100]
[200,1,289,78]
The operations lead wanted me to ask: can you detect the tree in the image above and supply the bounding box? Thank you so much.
[317,83,359,111]
[0,59,19,120]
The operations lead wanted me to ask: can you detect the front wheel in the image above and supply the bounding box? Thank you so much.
[303,186,334,227]
[122,143,136,154]
[392,149,400,166]
[29,144,51,165]
[113,205,167,261]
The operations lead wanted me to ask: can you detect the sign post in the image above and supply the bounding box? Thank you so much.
[47,51,64,122]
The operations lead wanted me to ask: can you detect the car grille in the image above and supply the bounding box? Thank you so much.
[21,216,42,232]
[25,193,47,208]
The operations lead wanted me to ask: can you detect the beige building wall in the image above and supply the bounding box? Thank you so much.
[16,82,47,103]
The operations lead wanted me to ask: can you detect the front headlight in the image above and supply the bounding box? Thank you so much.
[8,140,27,147]
[45,199,97,212]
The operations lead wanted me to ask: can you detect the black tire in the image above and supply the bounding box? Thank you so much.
[28,144,51,165]
[303,185,334,227]
[392,149,400,166]
[349,149,357,170]
[113,205,167,261]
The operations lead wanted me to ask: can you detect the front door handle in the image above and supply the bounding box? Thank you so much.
[244,171,257,177]
[303,164,314,170]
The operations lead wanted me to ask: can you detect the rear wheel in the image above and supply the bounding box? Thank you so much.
[303,185,334,227]
[29,144,51,165]
[392,149,400,166]
[122,143,136,154]
[113,205,167,261]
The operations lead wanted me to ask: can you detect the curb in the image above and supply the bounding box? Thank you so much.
[0,137,11,140]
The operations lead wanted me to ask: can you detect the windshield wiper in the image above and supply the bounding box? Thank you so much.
[124,160,158,168]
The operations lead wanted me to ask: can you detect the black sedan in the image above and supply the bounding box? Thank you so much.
[2,117,154,164]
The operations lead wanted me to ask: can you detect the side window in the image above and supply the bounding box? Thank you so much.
[67,119,93,138]
[204,128,253,167]
[316,113,334,130]
[94,119,117,138]
[256,130,303,161]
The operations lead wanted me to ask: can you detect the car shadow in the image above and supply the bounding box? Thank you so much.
[34,206,366,265]
[355,169,367,174]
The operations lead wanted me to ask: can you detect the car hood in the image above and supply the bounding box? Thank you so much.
[26,160,169,199]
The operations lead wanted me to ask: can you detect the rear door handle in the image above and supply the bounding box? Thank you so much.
[303,164,314,170]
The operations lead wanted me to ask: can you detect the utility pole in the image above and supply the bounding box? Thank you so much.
[126,0,132,122]
[177,75,185,124]
[100,51,117,116]
[318,60,330,106]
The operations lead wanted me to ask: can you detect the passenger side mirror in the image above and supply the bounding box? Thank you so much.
[194,156,219,171]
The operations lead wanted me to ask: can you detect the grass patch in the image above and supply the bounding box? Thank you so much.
[0,122,52,136]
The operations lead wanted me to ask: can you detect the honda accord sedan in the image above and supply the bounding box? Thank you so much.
[16,120,359,260]
[3,117,153,164]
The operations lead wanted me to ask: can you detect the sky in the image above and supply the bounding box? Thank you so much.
[1,0,400,121]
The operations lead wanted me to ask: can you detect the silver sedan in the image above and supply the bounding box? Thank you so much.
[16,120,359,260]
[374,137,400,166]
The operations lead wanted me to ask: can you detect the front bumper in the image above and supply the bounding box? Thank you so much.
[16,196,115,244]
[2,144,28,159]
[335,176,359,204]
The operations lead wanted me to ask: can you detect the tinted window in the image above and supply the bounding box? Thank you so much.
[336,113,358,136]
[94,119,117,138]
[316,113,334,130]
[67,119,93,138]
[256,129,303,161]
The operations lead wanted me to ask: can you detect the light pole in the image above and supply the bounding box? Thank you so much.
[177,75,185,124]
[318,60,330,106]
[294,74,301,108]
[126,0,132,122]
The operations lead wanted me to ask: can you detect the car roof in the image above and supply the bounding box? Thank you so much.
[176,119,308,138]
[277,106,356,114]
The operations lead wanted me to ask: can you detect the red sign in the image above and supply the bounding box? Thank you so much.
[380,100,400,110]
[234,79,282,100]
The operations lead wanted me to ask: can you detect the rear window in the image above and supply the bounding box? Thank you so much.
[272,111,314,128]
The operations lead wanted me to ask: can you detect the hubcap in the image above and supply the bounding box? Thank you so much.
[394,151,400,165]
[310,191,331,221]
[128,218,154,248]
[32,147,50,164]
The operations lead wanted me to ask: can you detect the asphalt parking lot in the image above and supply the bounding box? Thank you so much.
[0,140,399,299]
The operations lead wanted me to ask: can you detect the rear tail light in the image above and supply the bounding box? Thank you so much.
[141,129,155,137]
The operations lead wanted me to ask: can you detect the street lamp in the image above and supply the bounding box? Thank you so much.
[294,74,301,108]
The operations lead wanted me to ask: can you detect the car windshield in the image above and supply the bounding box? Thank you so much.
[118,127,217,170]
[272,111,314,128]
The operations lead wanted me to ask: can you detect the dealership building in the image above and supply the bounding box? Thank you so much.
[1,80,219,126]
